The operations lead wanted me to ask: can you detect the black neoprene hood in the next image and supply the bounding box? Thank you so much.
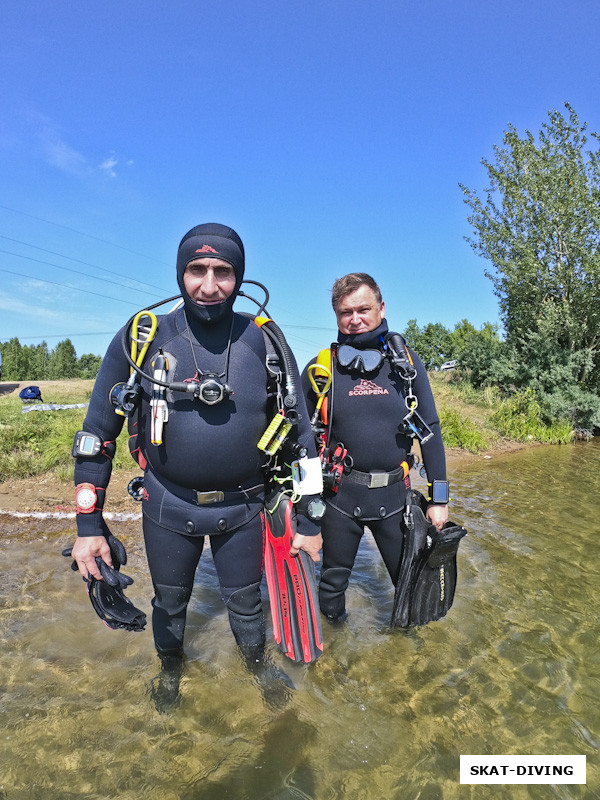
[176,222,245,324]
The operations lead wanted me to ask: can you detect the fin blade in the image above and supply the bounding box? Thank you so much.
[264,493,323,663]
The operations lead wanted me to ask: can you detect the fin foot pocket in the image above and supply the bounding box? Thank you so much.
[149,651,185,713]
[240,645,295,711]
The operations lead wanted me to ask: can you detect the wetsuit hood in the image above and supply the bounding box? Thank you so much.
[337,320,389,349]
[176,223,245,325]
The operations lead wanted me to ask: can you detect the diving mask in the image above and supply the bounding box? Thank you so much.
[337,344,384,373]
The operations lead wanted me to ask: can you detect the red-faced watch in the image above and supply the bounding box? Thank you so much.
[75,483,98,514]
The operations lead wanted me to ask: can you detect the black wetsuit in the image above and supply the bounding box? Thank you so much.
[75,236,318,658]
[301,320,446,619]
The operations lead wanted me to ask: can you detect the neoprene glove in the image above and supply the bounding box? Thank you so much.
[62,532,134,589]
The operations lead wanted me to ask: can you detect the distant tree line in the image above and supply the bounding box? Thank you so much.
[0,338,102,381]
[401,318,500,374]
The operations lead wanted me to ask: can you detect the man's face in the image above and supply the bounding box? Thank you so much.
[183,257,236,305]
[334,285,385,335]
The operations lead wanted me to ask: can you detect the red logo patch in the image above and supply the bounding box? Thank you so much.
[348,379,389,397]
[195,245,218,254]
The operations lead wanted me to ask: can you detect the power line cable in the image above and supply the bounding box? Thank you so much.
[0,203,171,265]
[0,266,151,306]
[0,248,167,299]
[0,234,171,294]
[0,332,116,342]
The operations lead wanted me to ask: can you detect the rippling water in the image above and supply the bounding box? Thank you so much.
[1,442,599,799]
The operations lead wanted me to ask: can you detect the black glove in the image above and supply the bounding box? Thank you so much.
[61,532,133,589]
[87,578,147,632]
[62,533,146,633]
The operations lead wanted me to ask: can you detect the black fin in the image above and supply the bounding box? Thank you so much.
[391,490,466,628]
[88,578,147,632]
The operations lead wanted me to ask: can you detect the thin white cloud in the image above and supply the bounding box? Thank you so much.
[44,136,88,174]
[0,289,67,323]
[27,109,127,179]
[99,152,118,178]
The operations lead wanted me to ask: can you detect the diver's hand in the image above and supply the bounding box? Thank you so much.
[426,504,449,531]
[71,536,112,580]
[290,532,323,562]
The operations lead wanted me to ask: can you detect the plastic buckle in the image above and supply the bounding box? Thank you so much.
[369,471,389,488]
[195,490,225,505]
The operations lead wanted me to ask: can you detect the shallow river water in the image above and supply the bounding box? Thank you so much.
[1,441,599,799]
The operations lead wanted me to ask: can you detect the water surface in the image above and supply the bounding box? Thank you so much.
[1,441,599,798]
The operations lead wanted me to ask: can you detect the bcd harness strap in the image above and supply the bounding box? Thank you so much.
[119,311,297,471]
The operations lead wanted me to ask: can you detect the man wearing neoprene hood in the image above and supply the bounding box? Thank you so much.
[71,223,322,708]
[301,273,448,622]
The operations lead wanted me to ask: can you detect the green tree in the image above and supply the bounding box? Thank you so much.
[0,338,28,380]
[419,322,453,369]
[47,339,79,379]
[78,353,102,378]
[450,319,478,356]
[402,319,453,369]
[461,103,600,376]
[402,319,424,353]
[32,342,50,380]
[461,104,600,427]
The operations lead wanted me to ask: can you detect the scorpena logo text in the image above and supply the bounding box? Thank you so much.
[349,379,389,397]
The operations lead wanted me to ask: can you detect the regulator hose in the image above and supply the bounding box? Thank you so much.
[119,281,278,395]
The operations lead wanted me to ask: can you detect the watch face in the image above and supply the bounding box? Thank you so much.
[308,498,327,521]
[78,435,97,455]
[76,487,96,510]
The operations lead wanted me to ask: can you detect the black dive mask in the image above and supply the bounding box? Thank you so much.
[337,344,384,373]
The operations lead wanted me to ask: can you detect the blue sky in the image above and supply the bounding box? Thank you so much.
[1,0,599,367]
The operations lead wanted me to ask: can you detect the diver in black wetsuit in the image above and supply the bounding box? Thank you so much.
[71,223,322,707]
[301,273,448,622]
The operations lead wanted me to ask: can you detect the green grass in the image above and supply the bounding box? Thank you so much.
[0,375,575,483]
[438,407,492,453]
[488,389,573,444]
[430,373,573,449]
[0,381,132,481]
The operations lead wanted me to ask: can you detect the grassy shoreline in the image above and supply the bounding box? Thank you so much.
[0,375,574,492]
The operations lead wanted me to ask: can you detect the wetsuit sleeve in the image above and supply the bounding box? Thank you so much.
[74,327,129,536]
[408,348,447,486]
[287,354,321,537]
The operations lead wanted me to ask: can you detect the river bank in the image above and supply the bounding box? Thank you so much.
[0,441,532,516]
[0,376,538,516]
